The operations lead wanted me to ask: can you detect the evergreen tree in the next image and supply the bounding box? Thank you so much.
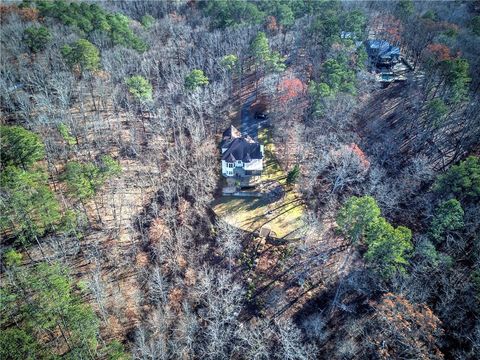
[203,0,265,29]
[63,156,121,200]
[277,4,294,28]
[340,10,366,38]
[434,156,480,202]
[1,262,100,358]
[286,164,300,185]
[267,51,286,73]
[336,196,381,244]
[364,217,413,278]
[0,328,42,360]
[61,39,100,73]
[441,58,471,103]
[310,2,341,47]
[184,69,209,90]
[426,98,448,128]
[250,31,270,65]
[23,25,51,53]
[321,56,357,95]
[0,126,45,169]
[126,75,153,101]
[141,14,155,28]
[3,249,23,267]
[430,199,464,242]
[58,123,77,146]
[34,0,147,52]
[396,0,415,20]
[337,196,413,279]
[220,54,238,71]
[471,15,480,36]
[250,31,285,80]
[0,166,61,245]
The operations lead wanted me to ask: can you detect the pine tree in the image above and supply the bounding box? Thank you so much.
[0,126,45,169]
[0,166,61,245]
[185,69,209,90]
[126,75,153,101]
[286,164,300,185]
[336,196,381,244]
[61,39,100,73]
[1,262,100,358]
[23,25,51,53]
[434,156,480,202]
[430,199,464,242]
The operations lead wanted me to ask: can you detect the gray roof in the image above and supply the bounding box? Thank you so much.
[365,40,400,59]
[221,137,263,162]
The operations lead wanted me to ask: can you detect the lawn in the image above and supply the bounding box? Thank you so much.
[211,127,305,239]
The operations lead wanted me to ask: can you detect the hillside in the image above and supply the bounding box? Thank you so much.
[1,1,479,359]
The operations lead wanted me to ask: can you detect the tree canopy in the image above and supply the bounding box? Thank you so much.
[203,0,265,29]
[0,166,61,245]
[430,199,464,242]
[337,196,413,278]
[61,39,100,73]
[126,75,153,101]
[364,217,413,278]
[434,156,480,202]
[220,54,239,71]
[202,0,336,29]
[185,69,209,90]
[250,31,285,72]
[0,126,63,246]
[321,56,357,95]
[310,1,342,46]
[441,58,471,103]
[337,195,381,244]
[395,0,415,20]
[62,156,121,200]
[33,0,148,52]
[1,261,100,358]
[0,126,45,169]
[141,14,155,28]
[286,164,300,185]
[340,10,367,38]
[23,25,51,53]
[250,31,270,64]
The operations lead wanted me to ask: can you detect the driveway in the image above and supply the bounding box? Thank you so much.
[241,92,260,139]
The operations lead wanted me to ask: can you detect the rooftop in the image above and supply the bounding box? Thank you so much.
[222,137,263,162]
[221,125,263,163]
[365,39,400,59]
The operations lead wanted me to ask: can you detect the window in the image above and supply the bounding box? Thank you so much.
[227,163,234,168]
[235,160,242,167]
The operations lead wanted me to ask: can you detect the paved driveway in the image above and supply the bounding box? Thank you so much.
[241,92,259,139]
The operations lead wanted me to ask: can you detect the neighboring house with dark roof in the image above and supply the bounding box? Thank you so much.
[364,39,409,83]
[221,125,264,178]
[365,39,400,67]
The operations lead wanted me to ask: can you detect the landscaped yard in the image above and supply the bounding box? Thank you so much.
[212,127,305,239]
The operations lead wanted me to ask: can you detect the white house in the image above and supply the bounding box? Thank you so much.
[221,125,264,178]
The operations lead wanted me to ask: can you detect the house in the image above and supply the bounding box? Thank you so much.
[221,125,264,178]
[365,39,409,83]
[365,39,400,67]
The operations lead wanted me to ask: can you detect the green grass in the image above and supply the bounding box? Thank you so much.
[212,128,305,239]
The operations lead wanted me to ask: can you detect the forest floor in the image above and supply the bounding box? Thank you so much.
[27,99,165,343]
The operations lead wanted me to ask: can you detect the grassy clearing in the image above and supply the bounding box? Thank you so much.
[212,128,305,239]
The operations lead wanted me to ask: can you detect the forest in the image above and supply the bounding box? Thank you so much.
[0,0,479,359]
